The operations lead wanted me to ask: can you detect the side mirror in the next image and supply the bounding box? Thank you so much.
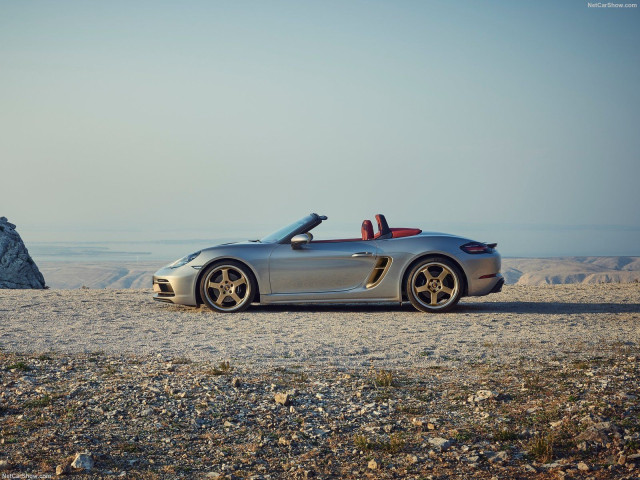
[291,233,312,249]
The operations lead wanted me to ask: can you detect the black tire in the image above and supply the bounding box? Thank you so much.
[199,261,256,313]
[406,257,463,313]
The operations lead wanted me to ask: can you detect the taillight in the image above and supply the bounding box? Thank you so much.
[479,273,498,279]
[460,242,495,254]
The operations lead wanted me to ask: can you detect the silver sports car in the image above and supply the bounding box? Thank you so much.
[153,213,503,313]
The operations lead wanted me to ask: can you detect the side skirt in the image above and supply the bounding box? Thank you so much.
[260,294,400,305]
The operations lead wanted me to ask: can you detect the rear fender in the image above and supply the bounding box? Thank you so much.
[400,253,469,299]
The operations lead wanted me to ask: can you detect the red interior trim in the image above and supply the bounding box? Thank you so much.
[310,227,422,243]
[390,228,422,238]
[311,231,422,243]
[311,238,363,243]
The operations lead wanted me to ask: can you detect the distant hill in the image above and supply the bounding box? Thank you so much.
[502,257,640,285]
[37,257,640,289]
[39,262,165,289]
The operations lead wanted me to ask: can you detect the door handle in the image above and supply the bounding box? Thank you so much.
[352,252,374,257]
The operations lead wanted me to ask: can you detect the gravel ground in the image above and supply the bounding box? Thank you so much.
[0,349,639,479]
[1,285,639,368]
[1,284,639,479]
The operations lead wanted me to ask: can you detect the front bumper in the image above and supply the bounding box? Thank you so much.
[152,265,200,306]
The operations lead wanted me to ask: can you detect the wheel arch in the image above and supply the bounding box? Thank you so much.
[194,257,261,305]
[400,253,469,300]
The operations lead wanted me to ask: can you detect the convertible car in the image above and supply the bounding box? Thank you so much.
[153,213,503,313]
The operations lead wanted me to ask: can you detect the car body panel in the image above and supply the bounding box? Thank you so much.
[153,215,503,308]
[268,241,381,294]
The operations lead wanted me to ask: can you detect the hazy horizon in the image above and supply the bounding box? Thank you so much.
[17,220,640,261]
[2,1,639,257]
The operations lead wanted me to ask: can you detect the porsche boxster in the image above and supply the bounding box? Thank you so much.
[153,213,503,313]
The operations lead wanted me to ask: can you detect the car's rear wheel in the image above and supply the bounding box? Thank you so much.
[406,257,462,313]
[200,261,255,313]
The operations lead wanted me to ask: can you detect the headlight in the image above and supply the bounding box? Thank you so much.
[169,251,201,269]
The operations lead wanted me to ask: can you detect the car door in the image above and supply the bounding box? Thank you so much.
[268,240,380,294]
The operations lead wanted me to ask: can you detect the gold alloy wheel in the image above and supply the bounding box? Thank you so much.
[203,264,251,311]
[411,262,459,309]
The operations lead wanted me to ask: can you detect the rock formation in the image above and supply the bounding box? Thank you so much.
[0,217,46,288]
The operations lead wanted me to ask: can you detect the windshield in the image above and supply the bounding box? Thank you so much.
[260,214,316,243]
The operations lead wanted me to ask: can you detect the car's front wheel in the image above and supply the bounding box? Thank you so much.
[200,261,255,313]
[406,257,463,313]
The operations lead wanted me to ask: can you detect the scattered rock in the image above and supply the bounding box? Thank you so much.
[593,421,620,433]
[278,437,291,446]
[411,417,425,427]
[70,452,94,471]
[274,392,291,406]
[0,346,637,479]
[55,456,74,476]
[485,450,509,463]
[577,462,590,471]
[576,421,621,445]
[428,437,452,451]
[468,390,496,403]
[55,463,70,476]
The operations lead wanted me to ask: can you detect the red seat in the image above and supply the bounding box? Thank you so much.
[374,214,392,239]
[372,214,422,239]
[361,220,374,240]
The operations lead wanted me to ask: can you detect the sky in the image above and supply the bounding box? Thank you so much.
[1,0,639,257]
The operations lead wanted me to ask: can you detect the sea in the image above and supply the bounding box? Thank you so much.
[28,238,239,265]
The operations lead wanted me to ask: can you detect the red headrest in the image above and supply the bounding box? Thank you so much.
[361,220,374,241]
[374,214,392,239]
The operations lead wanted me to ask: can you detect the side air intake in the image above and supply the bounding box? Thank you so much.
[366,257,392,289]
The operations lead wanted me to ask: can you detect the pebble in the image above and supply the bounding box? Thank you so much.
[274,392,291,406]
[55,463,70,476]
[468,390,496,403]
[577,462,590,471]
[485,450,509,463]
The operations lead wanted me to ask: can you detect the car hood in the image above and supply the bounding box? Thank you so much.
[200,239,261,251]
